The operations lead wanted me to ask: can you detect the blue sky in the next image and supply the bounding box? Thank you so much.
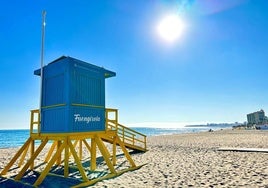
[1,0,268,129]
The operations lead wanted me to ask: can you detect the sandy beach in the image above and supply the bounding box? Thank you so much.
[1,129,268,187]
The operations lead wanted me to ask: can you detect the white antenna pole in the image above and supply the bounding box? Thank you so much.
[40,10,46,121]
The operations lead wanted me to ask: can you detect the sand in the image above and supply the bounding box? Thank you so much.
[0,129,268,187]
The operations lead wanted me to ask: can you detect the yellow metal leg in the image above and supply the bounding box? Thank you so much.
[112,136,116,166]
[56,140,62,165]
[90,138,96,171]
[30,139,35,170]
[64,138,69,178]
[68,139,89,182]
[15,138,48,180]
[95,135,116,174]
[82,139,91,154]
[45,141,57,162]
[73,140,79,147]
[82,139,91,168]
[18,140,30,167]
[1,137,32,175]
[79,140,83,160]
[34,141,66,186]
[115,135,136,167]
[69,140,79,158]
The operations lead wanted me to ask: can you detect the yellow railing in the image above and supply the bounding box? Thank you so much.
[105,108,147,151]
[30,109,41,134]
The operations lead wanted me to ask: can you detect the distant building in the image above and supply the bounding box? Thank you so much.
[247,109,267,125]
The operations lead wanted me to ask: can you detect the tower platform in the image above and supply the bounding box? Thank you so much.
[0,108,147,187]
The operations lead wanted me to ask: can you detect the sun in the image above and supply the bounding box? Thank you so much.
[157,14,185,43]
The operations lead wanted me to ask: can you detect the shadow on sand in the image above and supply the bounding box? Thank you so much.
[0,150,144,188]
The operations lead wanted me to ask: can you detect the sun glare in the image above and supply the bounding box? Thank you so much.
[157,14,185,43]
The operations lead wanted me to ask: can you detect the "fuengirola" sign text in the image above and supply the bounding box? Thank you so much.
[74,114,101,124]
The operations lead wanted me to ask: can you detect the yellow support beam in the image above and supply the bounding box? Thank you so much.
[64,138,69,178]
[15,138,48,180]
[115,135,136,168]
[95,135,116,174]
[1,137,32,175]
[91,138,96,171]
[34,141,66,186]
[45,141,57,162]
[30,139,35,170]
[68,139,89,182]
[112,136,117,166]
[79,140,83,160]
[82,139,91,154]
[69,140,79,158]
[82,139,91,168]
[73,140,79,147]
[56,140,62,165]
[18,140,30,167]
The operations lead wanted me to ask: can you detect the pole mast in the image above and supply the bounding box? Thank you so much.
[40,10,46,121]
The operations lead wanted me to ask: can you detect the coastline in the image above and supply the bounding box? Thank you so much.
[0,129,268,187]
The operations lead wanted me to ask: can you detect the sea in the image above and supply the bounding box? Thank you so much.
[0,126,232,149]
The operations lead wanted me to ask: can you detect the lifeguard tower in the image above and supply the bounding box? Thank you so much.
[1,56,147,187]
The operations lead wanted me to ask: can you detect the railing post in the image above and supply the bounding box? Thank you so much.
[112,136,116,166]
[30,111,34,134]
[144,136,147,150]
[122,127,125,143]
[115,109,118,131]
[38,110,41,133]
[105,109,108,131]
